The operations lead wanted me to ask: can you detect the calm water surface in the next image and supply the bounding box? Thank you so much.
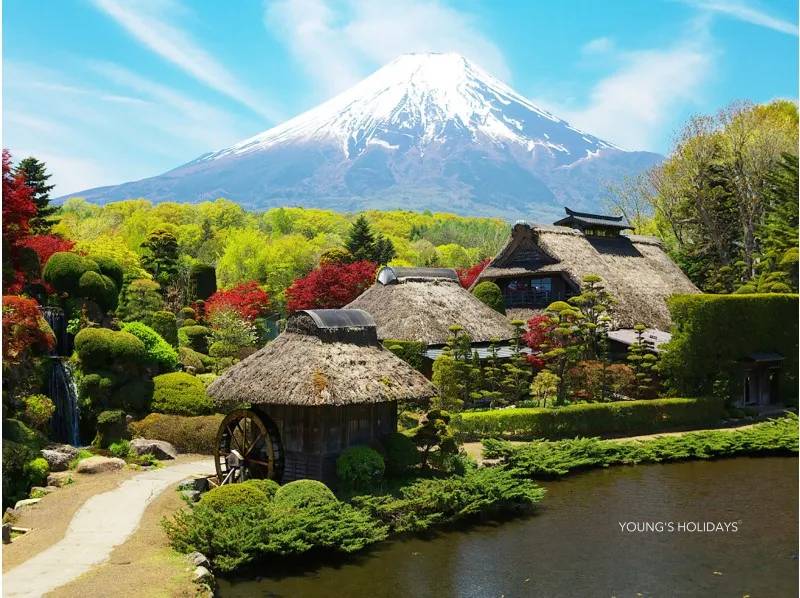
[218,457,798,598]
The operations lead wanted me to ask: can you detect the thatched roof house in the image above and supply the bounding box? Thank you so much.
[208,309,435,407]
[473,213,698,330]
[207,309,435,484]
[345,266,515,346]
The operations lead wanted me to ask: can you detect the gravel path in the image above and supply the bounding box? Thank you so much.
[3,459,213,598]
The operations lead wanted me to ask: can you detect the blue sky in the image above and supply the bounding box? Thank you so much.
[3,0,798,195]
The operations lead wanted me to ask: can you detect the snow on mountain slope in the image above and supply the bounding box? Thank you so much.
[65,53,662,219]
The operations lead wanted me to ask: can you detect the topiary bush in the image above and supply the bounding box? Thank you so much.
[151,372,214,416]
[199,483,271,512]
[472,281,505,314]
[20,394,55,432]
[2,441,37,508]
[178,346,212,374]
[23,457,50,488]
[3,418,47,449]
[43,252,98,295]
[242,478,280,500]
[190,264,217,300]
[79,371,117,406]
[384,339,426,372]
[95,409,127,448]
[128,413,223,454]
[121,321,179,372]
[382,432,419,475]
[178,325,211,354]
[273,479,336,509]
[208,341,239,359]
[109,379,154,413]
[74,328,148,370]
[336,446,385,490]
[78,270,119,312]
[147,310,178,346]
[92,255,124,290]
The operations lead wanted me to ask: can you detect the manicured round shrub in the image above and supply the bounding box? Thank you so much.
[208,341,238,359]
[147,310,178,346]
[110,379,154,412]
[92,255,124,289]
[23,457,49,487]
[128,413,223,454]
[74,328,148,369]
[3,418,46,448]
[178,325,211,354]
[151,372,213,416]
[197,373,218,387]
[199,483,269,512]
[21,394,55,432]
[179,307,196,320]
[382,432,419,475]
[80,372,117,405]
[472,281,505,314]
[190,264,217,300]
[121,322,179,372]
[181,318,198,327]
[78,271,119,312]
[178,346,210,373]
[273,479,336,509]
[43,252,98,295]
[242,478,280,500]
[336,446,385,489]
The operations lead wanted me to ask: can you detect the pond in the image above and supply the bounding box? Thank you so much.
[218,457,798,597]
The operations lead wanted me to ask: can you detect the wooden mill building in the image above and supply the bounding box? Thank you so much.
[472,208,699,331]
[207,309,435,485]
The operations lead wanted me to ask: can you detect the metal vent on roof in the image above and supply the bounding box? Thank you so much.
[300,309,376,329]
[377,267,398,285]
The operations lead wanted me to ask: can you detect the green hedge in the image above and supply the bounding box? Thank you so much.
[472,281,505,314]
[74,328,148,369]
[129,413,223,453]
[662,294,799,401]
[455,397,726,441]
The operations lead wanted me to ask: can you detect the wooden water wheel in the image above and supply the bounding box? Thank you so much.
[214,409,284,484]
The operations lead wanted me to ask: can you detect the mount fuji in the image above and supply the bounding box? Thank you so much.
[66,53,662,219]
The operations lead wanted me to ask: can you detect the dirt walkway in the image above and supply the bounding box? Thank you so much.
[3,458,214,598]
[462,422,758,463]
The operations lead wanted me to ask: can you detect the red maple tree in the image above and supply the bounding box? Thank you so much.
[286,261,377,312]
[205,281,271,320]
[2,295,55,364]
[17,235,76,267]
[456,258,490,289]
[522,314,556,368]
[2,150,37,246]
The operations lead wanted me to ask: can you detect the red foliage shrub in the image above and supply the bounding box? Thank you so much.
[18,235,76,267]
[522,314,555,368]
[2,295,55,364]
[205,281,270,320]
[456,258,490,289]
[286,261,377,312]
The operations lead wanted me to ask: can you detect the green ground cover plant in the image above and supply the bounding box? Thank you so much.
[483,413,798,478]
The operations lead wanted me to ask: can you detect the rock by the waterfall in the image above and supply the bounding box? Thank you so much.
[188,551,210,568]
[47,471,74,487]
[130,438,177,460]
[75,456,126,474]
[14,498,41,509]
[41,444,79,472]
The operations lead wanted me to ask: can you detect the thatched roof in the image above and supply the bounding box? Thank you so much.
[346,267,516,346]
[474,222,698,330]
[207,310,436,407]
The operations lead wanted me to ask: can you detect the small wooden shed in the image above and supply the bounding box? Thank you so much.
[207,309,436,485]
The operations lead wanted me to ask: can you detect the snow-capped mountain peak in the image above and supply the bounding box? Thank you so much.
[65,53,660,220]
[203,52,616,161]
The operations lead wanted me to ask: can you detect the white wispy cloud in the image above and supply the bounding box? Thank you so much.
[581,37,615,55]
[264,0,510,96]
[534,20,714,151]
[681,0,798,35]
[92,0,283,120]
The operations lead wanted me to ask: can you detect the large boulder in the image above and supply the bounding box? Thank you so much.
[130,438,177,460]
[41,444,79,472]
[47,471,73,487]
[75,456,125,474]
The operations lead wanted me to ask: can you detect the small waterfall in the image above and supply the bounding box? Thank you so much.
[41,307,80,445]
[49,359,80,445]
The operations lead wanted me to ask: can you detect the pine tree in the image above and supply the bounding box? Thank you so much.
[345,215,396,265]
[626,324,658,399]
[140,229,180,290]
[14,157,56,233]
[500,320,532,404]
